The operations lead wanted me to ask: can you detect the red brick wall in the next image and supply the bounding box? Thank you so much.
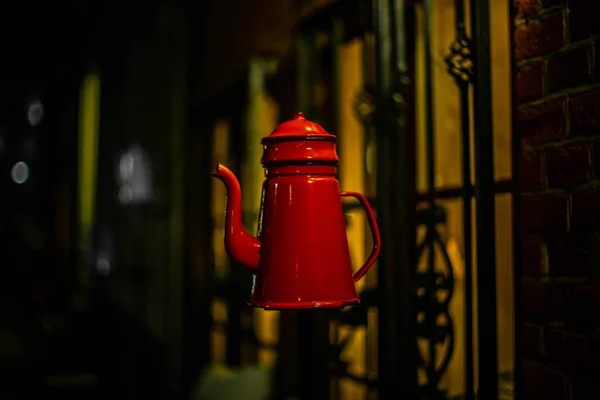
[515,0,600,398]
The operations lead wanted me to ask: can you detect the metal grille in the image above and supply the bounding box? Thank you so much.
[199,0,515,398]
[293,0,511,399]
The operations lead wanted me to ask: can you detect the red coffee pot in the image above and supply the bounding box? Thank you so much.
[212,113,380,310]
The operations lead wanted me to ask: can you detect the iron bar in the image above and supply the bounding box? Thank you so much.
[422,0,435,200]
[453,0,475,397]
[470,0,499,397]
[345,179,513,211]
[374,0,395,395]
[509,0,522,398]
[459,56,476,400]
[414,221,456,384]
[416,180,512,202]
[422,0,446,395]
[296,32,313,399]
[331,16,344,400]
[296,27,332,400]
[332,17,344,173]
[297,310,314,400]
[374,0,417,398]
[356,1,379,391]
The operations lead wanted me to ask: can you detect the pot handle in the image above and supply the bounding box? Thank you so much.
[341,192,381,282]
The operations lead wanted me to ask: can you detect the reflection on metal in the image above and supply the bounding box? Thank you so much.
[390,89,410,128]
[445,38,473,84]
[415,205,455,398]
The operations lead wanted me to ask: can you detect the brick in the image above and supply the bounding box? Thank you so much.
[515,0,540,19]
[518,100,566,147]
[520,152,544,190]
[571,191,600,231]
[546,329,591,369]
[520,195,569,234]
[523,282,565,321]
[523,281,544,320]
[546,144,591,188]
[515,62,544,103]
[570,285,600,326]
[570,90,600,136]
[547,45,592,92]
[514,12,564,61]
[523,323,544,357]
[546,283,565,321]
[522,237,545,278]
[522,362,569,400]
[547,237,589,277]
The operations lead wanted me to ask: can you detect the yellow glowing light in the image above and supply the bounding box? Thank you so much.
[78,72,101,251]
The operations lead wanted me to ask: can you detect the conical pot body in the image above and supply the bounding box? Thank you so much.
[250,173,359,309]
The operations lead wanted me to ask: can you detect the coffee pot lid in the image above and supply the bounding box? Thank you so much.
[262,112,336,142]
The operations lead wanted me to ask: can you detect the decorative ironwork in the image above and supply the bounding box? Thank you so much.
[290,0,499,398]
[445,38,473,84]
[328,288,379,390]
[352,84,410,128]
[415,204,455,398]
[390,84,411,128]
[442,2,478,399]
[353,86,376,126]
[419,0,456,394]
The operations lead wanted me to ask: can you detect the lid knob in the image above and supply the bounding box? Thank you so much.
[263,112,336,141]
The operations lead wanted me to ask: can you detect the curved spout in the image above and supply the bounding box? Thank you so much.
[211,163,261,272]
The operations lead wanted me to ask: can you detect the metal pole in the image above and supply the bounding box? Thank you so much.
[375,0,417,398]
[470,0,499,397]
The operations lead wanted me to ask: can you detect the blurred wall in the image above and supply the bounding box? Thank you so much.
[198,0,335,101]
